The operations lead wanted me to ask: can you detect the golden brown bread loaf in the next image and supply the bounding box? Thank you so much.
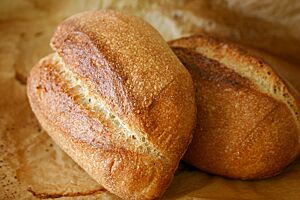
[169,35,300,180]
[27,10,196,199]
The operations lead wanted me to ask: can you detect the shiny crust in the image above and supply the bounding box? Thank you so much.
[169,35,300,179]
[27,11,196,199]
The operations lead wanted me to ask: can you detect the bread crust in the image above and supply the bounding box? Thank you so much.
[27,11,196,199]
[169,35,300,179]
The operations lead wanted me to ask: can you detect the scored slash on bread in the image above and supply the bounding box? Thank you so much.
[27,11,196,199]
[169,35,300,179]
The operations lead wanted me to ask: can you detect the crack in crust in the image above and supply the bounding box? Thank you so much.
[52,53,165,160]
[170,35,300,143]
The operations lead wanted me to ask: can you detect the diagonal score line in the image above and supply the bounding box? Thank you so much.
[51,53,166,161]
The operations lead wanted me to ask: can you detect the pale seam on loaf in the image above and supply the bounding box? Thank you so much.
[195,47,300,138]
[52,53,165,160]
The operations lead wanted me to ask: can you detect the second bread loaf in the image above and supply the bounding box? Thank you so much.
[170,35,300,180]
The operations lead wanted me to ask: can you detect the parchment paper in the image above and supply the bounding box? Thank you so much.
[0,0,300,199]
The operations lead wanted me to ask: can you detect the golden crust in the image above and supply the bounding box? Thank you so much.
[169,35,300,122]
[27,11,196,199]
[169,35,300,179]
[50,10,195,161]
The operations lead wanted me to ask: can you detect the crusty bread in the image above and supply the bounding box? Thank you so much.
[27,11,196,199]
[169,35,300,180]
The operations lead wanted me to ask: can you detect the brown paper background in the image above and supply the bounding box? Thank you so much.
[0,0,300,199]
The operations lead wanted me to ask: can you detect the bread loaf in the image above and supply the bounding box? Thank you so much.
[27,10,196,199]
[169,35,300,179]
